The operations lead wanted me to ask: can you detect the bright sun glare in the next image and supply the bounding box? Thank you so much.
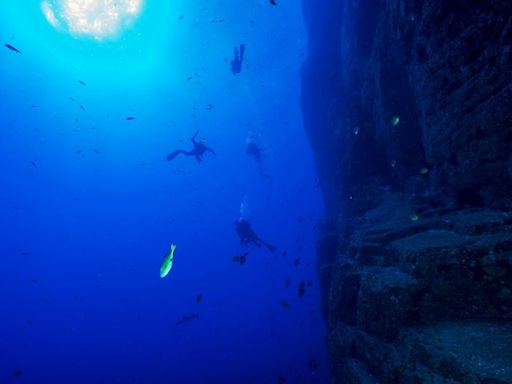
[41,0,143,40]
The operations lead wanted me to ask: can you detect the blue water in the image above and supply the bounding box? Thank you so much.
[0,2,329,383]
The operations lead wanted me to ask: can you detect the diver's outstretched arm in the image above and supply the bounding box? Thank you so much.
[206,147,216,156]
[262,241,276,252]
[166,149,192,161]
[239,44,245,62]
[191,130,199,144]
[253,234,275,252]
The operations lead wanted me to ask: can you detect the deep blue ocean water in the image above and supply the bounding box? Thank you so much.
[0,2,329,383]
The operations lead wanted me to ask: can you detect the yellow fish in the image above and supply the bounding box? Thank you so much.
[160,243,176,278]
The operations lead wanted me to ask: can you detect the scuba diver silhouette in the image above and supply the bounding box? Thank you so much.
[235,218,276,252]
[246,135,270,180]
[166,130,216,162]
[230,44,245,75]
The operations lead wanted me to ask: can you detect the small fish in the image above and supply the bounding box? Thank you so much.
[174,313,199,326]
[293,258,300,267]
[196,293,203,303]
[298,281,305,298]
[27,319,32,325]
[270,0,277,5]
[160,243,176,278]
[125,117,136,120]
[5,43,21,53]
[29,160,37,168]
[277,376,285,384]
[280,300,291,309]
[282,250,288,257]
[12,370,23,376]
[80,105,85,110]
[20,251,30,256]
[78,80,86,86]
[420,167,429,175]
[284,278,291,288]
[391,115,400,126]
[75,150,82,154]
[93,149,101,154]
[410,213,419,221]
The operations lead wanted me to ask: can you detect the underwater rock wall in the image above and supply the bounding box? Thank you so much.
[301,0,512,382]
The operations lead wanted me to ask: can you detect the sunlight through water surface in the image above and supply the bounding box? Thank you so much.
[41,0,143,40]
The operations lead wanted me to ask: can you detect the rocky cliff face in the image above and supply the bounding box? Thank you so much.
[301,1,512,382]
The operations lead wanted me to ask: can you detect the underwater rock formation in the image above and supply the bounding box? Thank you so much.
[301,0,512,382]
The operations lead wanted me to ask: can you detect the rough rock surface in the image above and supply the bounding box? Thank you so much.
[301,0,512,382]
